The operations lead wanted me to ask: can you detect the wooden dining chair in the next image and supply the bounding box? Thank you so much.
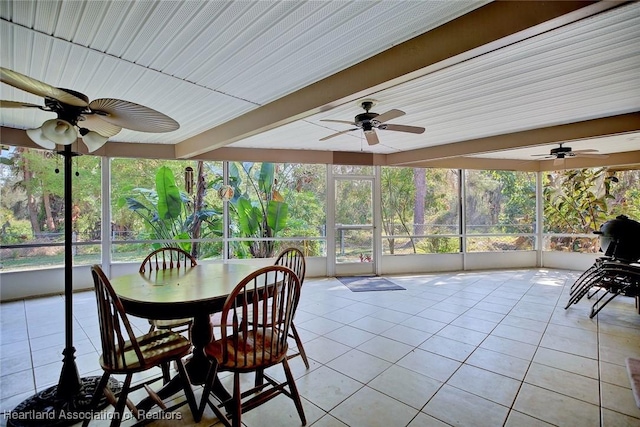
[274,247,309,368]
[198,265,306,427]
[85,265,199,427]
[139,247,197,338]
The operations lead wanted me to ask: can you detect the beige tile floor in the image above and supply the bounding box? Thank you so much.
[2,268,640,426]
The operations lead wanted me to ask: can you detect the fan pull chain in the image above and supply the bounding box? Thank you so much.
[55,151,60,174]
[74,141,79,176]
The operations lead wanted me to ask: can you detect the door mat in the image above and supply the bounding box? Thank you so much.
[337,276,406,292]
[626,357,640,408]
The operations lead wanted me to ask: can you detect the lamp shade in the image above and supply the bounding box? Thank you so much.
[81,131,108,152]
[42,119,77,145]
[26,127,57,150]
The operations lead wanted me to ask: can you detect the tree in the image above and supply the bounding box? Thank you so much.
[413,168,426,237]
[381,167,416,253]
[1,147,102,240]
[465,170,535,234]
[543,167,627,253]
[544,168,613,233]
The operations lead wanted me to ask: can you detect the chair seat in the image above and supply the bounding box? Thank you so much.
[89,265,199,426]
[100,330,192,373]
[198,265,305,427]
[204,329,287,371]
[152,318,192,329]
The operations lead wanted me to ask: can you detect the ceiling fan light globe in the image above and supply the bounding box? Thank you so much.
[81,130,108,152]
[41,119,77,145]
[26,127,57,150]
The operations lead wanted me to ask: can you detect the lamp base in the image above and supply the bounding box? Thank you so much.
[7,376,121,427]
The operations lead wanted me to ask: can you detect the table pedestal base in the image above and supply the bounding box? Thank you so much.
[137,314,232,414]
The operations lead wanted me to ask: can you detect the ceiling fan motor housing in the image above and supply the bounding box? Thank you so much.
[44,91,89,126]
[551,145,572,155]
[355,112,380,130]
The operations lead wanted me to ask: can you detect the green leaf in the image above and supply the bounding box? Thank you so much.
[174,232,192,252]
[195,209,221,220]
[259,163,275,196]
[155,166,182,220]
[125,197,151,212]
[267,200,288,232]
[236,196,260,236]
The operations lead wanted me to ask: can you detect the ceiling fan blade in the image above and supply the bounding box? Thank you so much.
[574,152,610,159]
[0,67,88,107]
[79,114,122,137]
[320,119,356,125]
[89,98,179,133]
[382,123,425,134]
[365,130,379,145]
[374,109,405,123]
[0,100,42,108]
[319,128,358,141]
[572,149,600,154]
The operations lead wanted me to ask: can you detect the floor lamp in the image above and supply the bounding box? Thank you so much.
[1,66,181,426]
[8,144,119,427]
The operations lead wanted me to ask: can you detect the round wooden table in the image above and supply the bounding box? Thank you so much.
[110,262,261,409]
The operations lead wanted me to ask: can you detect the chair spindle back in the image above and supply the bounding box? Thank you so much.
[219,265,301,369]
[139,247,197,273]
[274,247,306,285]
[91,265,145,370]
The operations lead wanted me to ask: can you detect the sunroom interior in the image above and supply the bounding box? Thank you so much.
[1,1,639,300]
[1,2,640,427]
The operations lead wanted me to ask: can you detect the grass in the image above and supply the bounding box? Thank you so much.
[0,251,147,271]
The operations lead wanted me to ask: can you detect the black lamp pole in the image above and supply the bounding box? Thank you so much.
[57,143,81,397]
[9,144,118,427]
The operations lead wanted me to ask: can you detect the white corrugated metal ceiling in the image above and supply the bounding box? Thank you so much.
[1,0,639,169]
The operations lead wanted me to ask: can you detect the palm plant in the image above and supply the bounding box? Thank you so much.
[218,162,289,258]
[122,166,221,253]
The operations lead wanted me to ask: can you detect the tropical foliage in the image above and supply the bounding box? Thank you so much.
[543,167,640,252]
[120,165,222,254]
[2,144,640,269]
[211,162,325,258]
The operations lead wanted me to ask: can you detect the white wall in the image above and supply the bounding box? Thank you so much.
[541,251,599,271]
[464,251,538,271]
[380,253,463,274]
[0,265,94,301]
[1,251,599,301]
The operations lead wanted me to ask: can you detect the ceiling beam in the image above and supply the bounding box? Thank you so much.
[0,127,40,150]
[175,1,613,159]
[406,150,640,172]
[3,125,639,171]
[405,157,542,172]
[386,112,640,165]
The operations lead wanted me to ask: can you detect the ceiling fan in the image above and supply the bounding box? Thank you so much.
[532,142,609,165]
[319,99,425,145]
[0,67,179,152]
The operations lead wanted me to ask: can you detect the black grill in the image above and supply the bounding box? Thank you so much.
[594,215,640,263]
[565,215,640,317]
